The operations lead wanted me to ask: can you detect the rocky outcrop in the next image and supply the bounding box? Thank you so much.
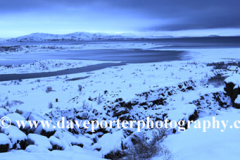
[0,134,10,153]
[224,75,240,107]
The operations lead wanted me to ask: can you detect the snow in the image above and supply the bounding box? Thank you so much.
[25,145,50,153]
[7,32,138,42]
[0,148,103,160]
[224,74,240,89]
[1,125,27,146]
[96,130,124,155]
[53,131,81,150]
[154,109,240,160]
[235,95,240,104]
[49,136,63,147]
[0,133,11,145]
[34,123,56,134]
[181,48,240,62]
[0,60,120,74]
[0,108,8,117]
[167,104,197,122]
[225,74,240,84]
[0,38,6,42]
[77,136,93,148]
[4,113,26,127]
[27,134,52,150]
[0,38,240,159]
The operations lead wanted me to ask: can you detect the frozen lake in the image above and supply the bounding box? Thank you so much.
[0,36,240,81]
[1,36,240,65]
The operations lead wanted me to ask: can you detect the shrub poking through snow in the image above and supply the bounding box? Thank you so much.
[124,129,170,160]
[46,86,53,93]
[97,93,102,105]
[105,129,170,160]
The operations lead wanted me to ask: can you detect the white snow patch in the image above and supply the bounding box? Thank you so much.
[0,108,8,117]
[97,130,124,155]
[25,145,50,153]
[235,95,240,104]
[27,134,52,150]
[154,109,240,160]
[2,125,27,145]
[0,133,11,145]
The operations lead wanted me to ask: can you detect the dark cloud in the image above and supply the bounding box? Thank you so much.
[0,0,240,31]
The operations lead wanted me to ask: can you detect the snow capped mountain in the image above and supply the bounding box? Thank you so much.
[7,32,139,42]
[0,38,6,42]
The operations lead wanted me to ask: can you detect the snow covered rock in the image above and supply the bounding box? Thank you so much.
[49,136,63,150]
[224,75,240,103]
[55,131,82,149]
[122,131,144,147]
[225,74,240,88]
[2,125,27,150]
[0,133,11,153]
[5,113,26,127]
[0,108,8,118]
[77,136,94,149]
[235,95,240,104]
[234,95,240,108]
[25,145,50,153]
[27,134,52,150]
[96,130,124,156]
[91,143,102,151]
[34,124,56,138]
[167,104,198,122]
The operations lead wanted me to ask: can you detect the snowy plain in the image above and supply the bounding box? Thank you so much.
[0,37,240,160]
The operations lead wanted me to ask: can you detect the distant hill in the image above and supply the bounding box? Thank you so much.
[0,38,6,42]
[7,32,140,42]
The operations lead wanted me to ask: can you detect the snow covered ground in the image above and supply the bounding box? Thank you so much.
[0,40,240,159]
[153,108,240,160]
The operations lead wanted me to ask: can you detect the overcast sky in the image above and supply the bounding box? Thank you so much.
[0,0,240,38]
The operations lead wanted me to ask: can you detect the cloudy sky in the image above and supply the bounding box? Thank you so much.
[1,0,240,38]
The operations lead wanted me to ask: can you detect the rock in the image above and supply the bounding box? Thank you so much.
[224,75,240,102]
[224,82,235,97]
[78,136,93,148]
[34,123,56,138]
[233,94,240,108]
[27,134,52,150]
[5,113,26,127]
[232,88,240,103]
[188,110,199,121]
[0,133,11,153]
[97,130,124,156]
[224,82,240,103]
[113,108,129,118]
[2,125,27,150]
[49,136,63,150]
[0,144,9,153]
[186,86,194,90]
[41,129,56,138]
